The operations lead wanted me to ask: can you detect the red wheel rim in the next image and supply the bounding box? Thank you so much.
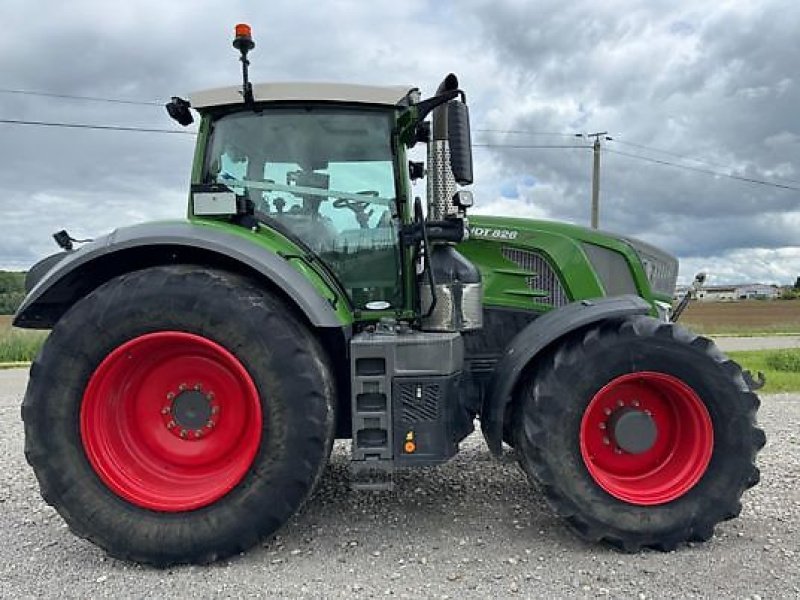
[579,372,713,506]
[80,331,262,512]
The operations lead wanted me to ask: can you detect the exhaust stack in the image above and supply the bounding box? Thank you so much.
[419,74,482,333]
[426,74,460,221]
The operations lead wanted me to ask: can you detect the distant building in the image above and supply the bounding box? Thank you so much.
[734,284,780,300]
[697,285,737,302]
[676,283,781,302]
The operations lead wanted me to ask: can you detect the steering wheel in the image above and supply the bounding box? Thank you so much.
[333,191,377,228]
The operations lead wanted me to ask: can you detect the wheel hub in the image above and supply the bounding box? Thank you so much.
[161,384,220,440]
[608,407,657,454]
[173,389,213,428]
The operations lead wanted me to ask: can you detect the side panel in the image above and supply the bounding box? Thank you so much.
[14,220,351,329]
[480,295,652,456]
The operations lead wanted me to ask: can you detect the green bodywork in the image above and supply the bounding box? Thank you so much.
[460,216,663,310]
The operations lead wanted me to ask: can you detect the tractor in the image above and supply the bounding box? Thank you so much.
[15,25,764,566]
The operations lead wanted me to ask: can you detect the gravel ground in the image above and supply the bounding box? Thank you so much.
[1,368,798,599]
[711,336,800,352]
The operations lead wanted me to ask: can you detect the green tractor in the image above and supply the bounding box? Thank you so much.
[16,25,764,566]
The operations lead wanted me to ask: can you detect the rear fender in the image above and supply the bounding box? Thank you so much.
[13,221,344,329]
[481,295,652,456]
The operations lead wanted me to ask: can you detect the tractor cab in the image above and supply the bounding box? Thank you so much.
[190,86,410,311]
[171,24,480,327]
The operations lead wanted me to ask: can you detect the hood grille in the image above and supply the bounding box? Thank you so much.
[501,247,569,307]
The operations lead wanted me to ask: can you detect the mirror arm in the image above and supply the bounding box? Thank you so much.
[413,90,461,123]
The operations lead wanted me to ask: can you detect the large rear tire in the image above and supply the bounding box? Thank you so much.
[514,316,765,551]
[22,265,336,566]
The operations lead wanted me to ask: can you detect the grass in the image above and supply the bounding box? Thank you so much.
[0,315,47,363]
[727,349,800,394]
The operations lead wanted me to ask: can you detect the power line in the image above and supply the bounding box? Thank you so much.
[0,117,594,148]
[610,138,800,187]
[3,113,798,193]
[5,89,797,186]
[481,126,800,189]
[604,147,800,192]
[0,88,161,106]
[0,120,591,148]
[475,129,577,138]
[0,118,195,135]
[474,143,590,149]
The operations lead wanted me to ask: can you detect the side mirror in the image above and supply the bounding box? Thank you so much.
[447,101,473,185]
[166,97,194,127]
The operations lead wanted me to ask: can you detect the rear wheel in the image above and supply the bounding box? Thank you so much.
[514,316,765,551]
[22,266,336,566]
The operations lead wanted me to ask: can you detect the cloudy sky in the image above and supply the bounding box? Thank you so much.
[1,1,798,285]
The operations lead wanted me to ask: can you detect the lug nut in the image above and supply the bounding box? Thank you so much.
[194,383,203,391]
[179,383,187,391]
[602,436,610,445]
[617,399,624,407]
[194,430,203,438]
[207,421,215,428]
[207,392,215,401]
[598,422,606,430]
[166,392,175,400]
[210,406,220,415]
[166,420,176,429]
[604,408,612,416]
[632,400,640,407]
[161,406,171,415]
[180,429,188,438]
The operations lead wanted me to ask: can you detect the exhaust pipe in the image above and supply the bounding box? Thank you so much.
[427,74,460,221]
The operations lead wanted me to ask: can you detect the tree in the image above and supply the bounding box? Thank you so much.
[0,271,26,314]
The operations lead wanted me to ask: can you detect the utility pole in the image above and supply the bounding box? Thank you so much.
[577,132,612,229]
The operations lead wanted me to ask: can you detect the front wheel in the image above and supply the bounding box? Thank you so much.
[514,316,765,551]
[22,266,336,566]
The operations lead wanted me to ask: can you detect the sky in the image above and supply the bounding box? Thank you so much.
[1,0,798,286]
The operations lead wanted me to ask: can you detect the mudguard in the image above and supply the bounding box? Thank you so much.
[14,221,343,329]
[481,295,652,456]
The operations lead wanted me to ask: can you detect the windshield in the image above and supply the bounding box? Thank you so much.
[203,107,402,310]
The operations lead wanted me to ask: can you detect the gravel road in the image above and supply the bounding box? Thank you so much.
[1,368,798,599]
[711,336,800,352]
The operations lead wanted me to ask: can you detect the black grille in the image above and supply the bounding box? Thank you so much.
[501,247,569,307]
[398,383,439,423]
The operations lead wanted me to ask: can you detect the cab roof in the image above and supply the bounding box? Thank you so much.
[190,82,417,109]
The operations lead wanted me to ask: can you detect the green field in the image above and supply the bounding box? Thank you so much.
[0,315,47,364]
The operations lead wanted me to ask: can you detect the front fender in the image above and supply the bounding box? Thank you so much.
[481,295,652,456]
[14,221,345,329]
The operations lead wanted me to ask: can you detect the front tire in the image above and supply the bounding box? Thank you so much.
[514,316,765,551]
[22,266,336,566]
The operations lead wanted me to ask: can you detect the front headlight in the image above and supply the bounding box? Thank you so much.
[624,238,679,297]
